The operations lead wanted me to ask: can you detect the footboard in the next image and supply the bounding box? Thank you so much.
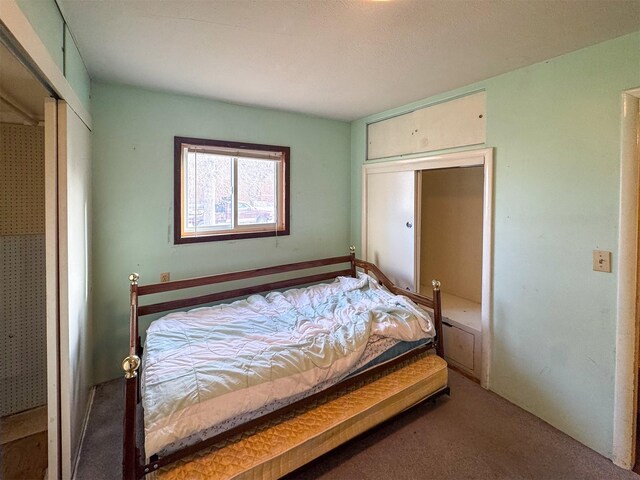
[122,247,444,479]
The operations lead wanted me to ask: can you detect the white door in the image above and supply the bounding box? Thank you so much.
[44,97,60,480]
[365,170,416,291]
[57,101,92,479]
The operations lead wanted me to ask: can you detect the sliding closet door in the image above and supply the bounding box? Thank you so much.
[57,101,92,479]
[44,97,60,480]
[365,170,416,291]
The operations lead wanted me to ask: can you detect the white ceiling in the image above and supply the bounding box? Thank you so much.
[0,42,47,125]
[59,0,640,121]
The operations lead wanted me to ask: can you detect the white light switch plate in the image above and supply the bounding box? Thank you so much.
[593,250,612,273]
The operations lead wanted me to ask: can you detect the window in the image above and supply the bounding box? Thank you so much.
[174,137,290,243]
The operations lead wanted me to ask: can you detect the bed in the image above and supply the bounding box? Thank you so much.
[122,247,448,479]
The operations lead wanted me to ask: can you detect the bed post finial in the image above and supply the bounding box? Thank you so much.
[129,272,139,285]
[349,246,357,277]
[122,354,140,379]
[431,279,444,358]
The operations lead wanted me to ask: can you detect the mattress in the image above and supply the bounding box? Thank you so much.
[153,352,448,480]
[142,273,435,457]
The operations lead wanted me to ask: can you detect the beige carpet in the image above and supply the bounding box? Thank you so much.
[76,369,638,480]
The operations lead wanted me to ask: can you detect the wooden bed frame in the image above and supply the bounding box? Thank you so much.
[122,247,446,479]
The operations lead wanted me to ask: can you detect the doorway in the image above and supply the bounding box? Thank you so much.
[611,87,640,470]
[362,148,493,387]
[418,166,484,380]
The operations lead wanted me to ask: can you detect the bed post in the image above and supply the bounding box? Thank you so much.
[432,279,445,358]
[123,273,141,480]
[349,245,357,277]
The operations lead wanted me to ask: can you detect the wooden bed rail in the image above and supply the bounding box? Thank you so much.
[135,254,355,316]
[138,255,354,296]
[122,247,443,480]
[138,269,353,316]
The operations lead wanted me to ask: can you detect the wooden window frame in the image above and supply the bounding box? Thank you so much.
[174,136,290,244]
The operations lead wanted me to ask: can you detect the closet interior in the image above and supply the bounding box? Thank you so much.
[419,166,484,380]
[0,41,49,480]
[365,91,489,381]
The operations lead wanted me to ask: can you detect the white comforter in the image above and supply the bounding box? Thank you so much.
[142,273,434,456]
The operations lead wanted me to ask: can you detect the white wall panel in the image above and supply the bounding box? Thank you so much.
[367,92,486,160]
[367,109,417,160]
[57,101,91,479]
[412,91,486,153]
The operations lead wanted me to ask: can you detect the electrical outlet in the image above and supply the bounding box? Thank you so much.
[592,250,611,273]
[160,272,171,282]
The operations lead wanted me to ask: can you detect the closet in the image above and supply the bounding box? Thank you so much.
[0,42,49,480]
[363,91,491,384]
[419,167,483,379]
[363,149,493,385]
[1,9,94,478]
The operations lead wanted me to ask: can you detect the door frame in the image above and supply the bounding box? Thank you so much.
[362,147,494,388]
[44,97,61,479]
[0,0,92,128]
[612,87,640,469]
[0,4,94,478]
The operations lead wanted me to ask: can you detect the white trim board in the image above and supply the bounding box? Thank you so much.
[612,87,640,469]
[361,147,494,388]
[0,0,92,130]
[56,100,92,480]
[44,96,60,480]
[57,100,72,480]
[71,386,95,480]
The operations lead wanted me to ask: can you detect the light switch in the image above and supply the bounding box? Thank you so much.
[593,250,611,273]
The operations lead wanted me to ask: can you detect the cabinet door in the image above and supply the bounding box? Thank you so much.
[366,91,486,160]
[367,111,416,160]
[443,324,475,370]
[412,92,486,153]
[366,170,416,291]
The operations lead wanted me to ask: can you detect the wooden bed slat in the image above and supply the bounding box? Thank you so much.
[138,269,353,316]
[138,255,351,296]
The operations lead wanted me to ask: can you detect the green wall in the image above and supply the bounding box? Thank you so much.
[17,0,91,111]
[350,31,640,458]
[91,82,351,383]
[63,24,91,109]
[16,0,63,70]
